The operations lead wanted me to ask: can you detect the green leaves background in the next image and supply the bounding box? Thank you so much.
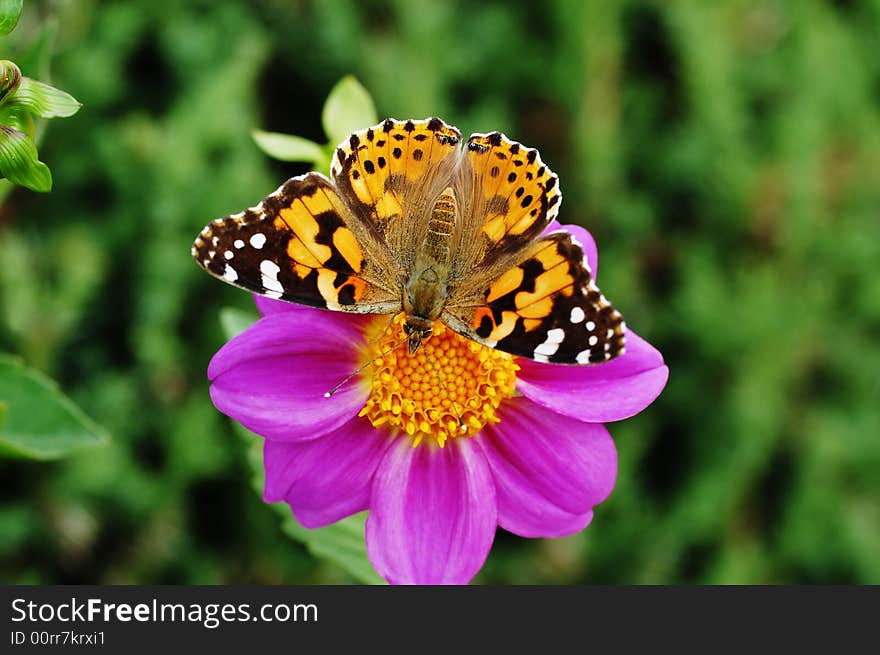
[2,0,879,584]
[1,0,98,461]
[0,0,80,194]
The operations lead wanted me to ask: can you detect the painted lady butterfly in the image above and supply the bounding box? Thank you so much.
[192,118,625,364]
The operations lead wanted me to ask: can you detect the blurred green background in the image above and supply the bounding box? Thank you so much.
[2,0,878,584]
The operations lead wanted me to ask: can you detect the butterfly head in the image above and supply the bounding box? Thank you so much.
[402,317,433,355]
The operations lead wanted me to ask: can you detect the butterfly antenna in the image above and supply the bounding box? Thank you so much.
[422,346,468,434]
[323,330,408,398]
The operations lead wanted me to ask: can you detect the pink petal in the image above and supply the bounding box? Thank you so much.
[208,311,370,441]
[253,294,300,316]
[263,417,391,528]
[478,397,616,538]
[517,329,668,423]
[545,220,599,276]
[365,438,496,585]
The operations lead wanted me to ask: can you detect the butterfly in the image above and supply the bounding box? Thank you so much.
[192,117,625,365]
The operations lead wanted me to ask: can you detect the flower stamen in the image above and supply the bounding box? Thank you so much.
[358,313,518,447]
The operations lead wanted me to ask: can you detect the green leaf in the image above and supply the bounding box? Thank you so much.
[321,75,377,148]
[0,355,109,460]
[251,129,325,163]
[0,0,22,36]
[0,124,51,191]
[2,77,81,118]
[279,509,386,584]
[239,427,385,584]
[219,306,258,339]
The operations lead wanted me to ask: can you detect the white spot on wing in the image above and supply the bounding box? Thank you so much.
[534,343,559,357]
[250,233,267,249]
[534,327,565,358]
[589,335,598,346]
[223,265,238,282]
[224,251,234,260]
[260,259,283,293]
[546,328,565,343]
[570,307,585,323]
[586,321,596,332]
[576,350,591,364]
[234,239,245,249]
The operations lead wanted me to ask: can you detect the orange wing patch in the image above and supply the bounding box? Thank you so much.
[330,117,462,225]
[451,232,626,364]
[193,173,394,312]
[458,131,562,254]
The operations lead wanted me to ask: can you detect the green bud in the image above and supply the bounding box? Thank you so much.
[0,61,22,104]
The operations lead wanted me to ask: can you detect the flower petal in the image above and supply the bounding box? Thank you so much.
[365,438,496,585]
[478,397,616,538]
[253,294,299,317]
[517,329,668,423]
[263,418,391,528]
[545,220,598,276]
[209,311,369,441]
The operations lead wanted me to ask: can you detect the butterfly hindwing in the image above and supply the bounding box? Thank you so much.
[444,231,626,364]
[192,173,399,313]
[331,118,462,274]
[449,130,562,287]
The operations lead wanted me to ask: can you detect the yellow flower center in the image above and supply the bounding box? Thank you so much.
[358,313,519,447]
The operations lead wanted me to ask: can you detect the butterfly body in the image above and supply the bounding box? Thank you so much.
[193,118,626,365]
[401,186,457,353]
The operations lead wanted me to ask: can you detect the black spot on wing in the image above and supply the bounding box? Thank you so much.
[495,318,546,358]
[337,281,358,305]
[312,210,359,274]
[476,313,493,339]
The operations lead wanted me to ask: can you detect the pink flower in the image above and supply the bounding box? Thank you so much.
[208,223,668,584]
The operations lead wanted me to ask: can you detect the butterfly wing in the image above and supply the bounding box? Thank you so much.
[444,131,624,364]
[448,131,562,291]
[330,117,462,276]
[193,172,400,313]
[443,231,626,364]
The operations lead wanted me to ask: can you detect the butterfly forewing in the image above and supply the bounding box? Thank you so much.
[192,173,399,313]
[443,231,626,364]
